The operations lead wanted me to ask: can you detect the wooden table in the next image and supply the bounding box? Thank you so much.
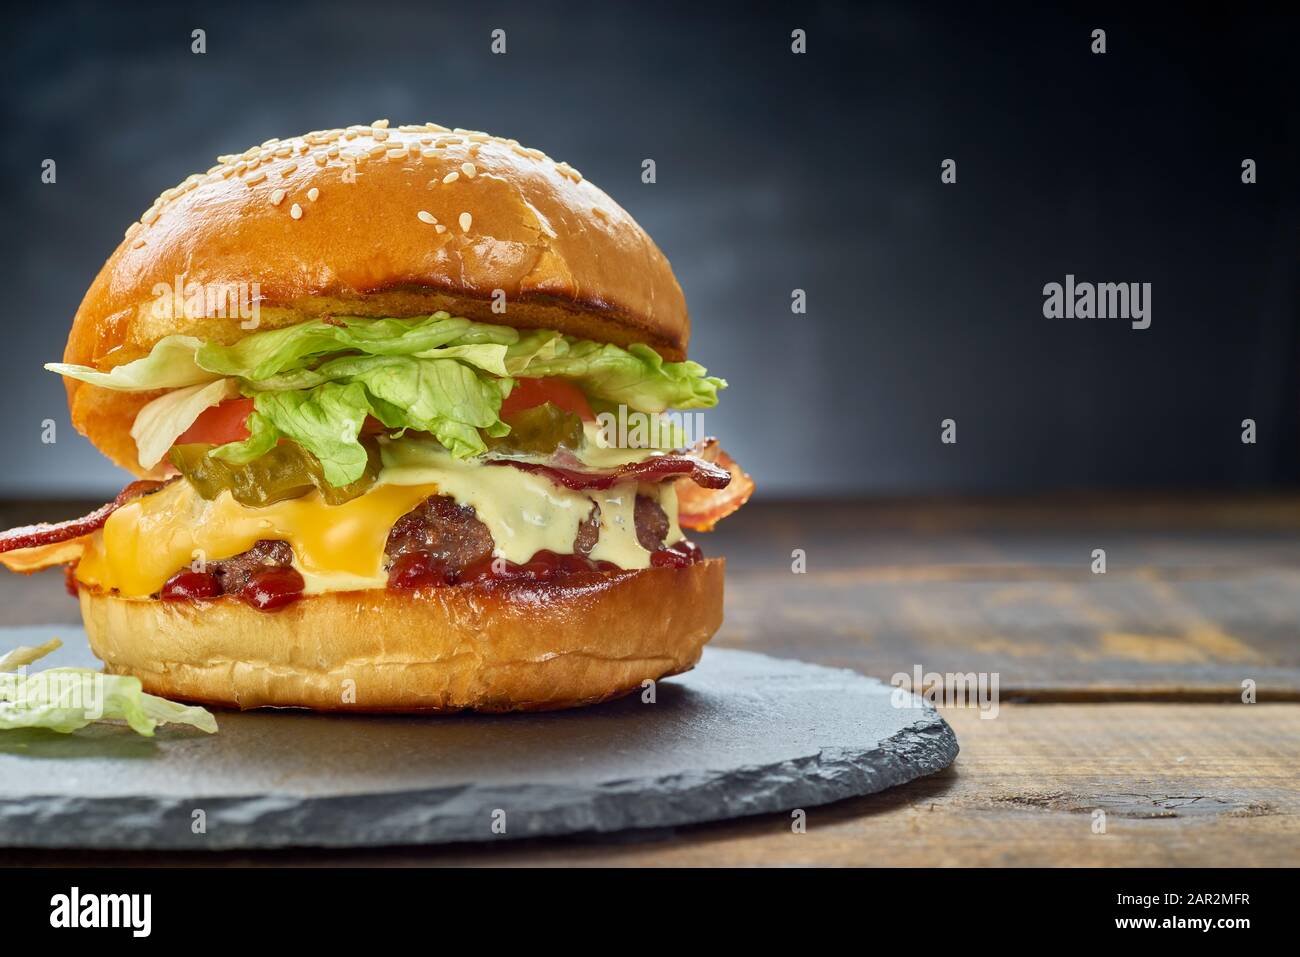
[2,496,1298,866]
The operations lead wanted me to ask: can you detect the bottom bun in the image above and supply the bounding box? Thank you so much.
[79,559,724,713]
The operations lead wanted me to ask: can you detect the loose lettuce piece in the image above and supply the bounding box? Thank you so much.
[45,336,215,391]
[0,639,63,673]
[0,641,217,736]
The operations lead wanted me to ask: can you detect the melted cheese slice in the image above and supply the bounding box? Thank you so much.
[75,441,682,598]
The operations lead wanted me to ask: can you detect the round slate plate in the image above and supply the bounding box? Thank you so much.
[0,626,958,849]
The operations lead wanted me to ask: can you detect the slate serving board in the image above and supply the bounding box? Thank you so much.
[0,626,958,849]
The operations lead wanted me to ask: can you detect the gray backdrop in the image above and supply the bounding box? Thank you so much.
[2,1,1297,497]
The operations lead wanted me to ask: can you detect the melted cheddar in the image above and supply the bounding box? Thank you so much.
[75,440,683,598]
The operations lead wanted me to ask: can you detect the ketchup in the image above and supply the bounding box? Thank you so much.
[238,567,305,610]
[159,565,305,608]
[387,541,701,590]
[160,569,222,600]
[650,540,704,568]
[388,551,457,589]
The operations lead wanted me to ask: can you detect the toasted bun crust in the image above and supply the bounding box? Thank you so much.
[64,121,689,475]
[78,560,723,712]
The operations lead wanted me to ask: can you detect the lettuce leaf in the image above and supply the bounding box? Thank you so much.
[48,313,723,411]
[46,312,726,486]
[509,338,725,412]
[0,670,218,735]
[0,641,217,736]
[45,336,216,391]
[213,360,512,484]
[130,378,241,469]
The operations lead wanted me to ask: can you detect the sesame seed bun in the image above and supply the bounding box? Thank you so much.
[78,560,724,712]
[62,121,689,476]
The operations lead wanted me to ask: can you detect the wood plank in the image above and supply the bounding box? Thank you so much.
[707,500,1300,697]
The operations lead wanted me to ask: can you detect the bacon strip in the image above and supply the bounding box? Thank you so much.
[493,438,754,531]
[675,440,755,531]
[0,480,168,557]
[495,453,732,492]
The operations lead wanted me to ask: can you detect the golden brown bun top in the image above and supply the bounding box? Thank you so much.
[62,121,689,474]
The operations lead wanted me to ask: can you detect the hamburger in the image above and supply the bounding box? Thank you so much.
[0,121,752,713]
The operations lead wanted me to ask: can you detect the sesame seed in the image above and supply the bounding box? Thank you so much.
[274,146,293,158]
[132,238,147,249]
[281,163,297,176]
[373,129,390,142]
[314,153,328,166]
[458,212,471,232]
[270,188,286,206]
[460,162,476,178]
[307,187,320,201]
[290,203,303,220]
[372,118,389,129]
[386,146,408,160]
[420,148,437,159]
[245,169,267,185]
[367,144,386,159]
[419,136,434,145]
[442,170,459,184]
[435,224,446,234]
[141,206,160,225]
[417,210,437,225]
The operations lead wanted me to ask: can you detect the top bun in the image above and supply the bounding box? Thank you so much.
[62,121,689,475]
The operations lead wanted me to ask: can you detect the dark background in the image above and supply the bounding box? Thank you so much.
[1,1,1296,498]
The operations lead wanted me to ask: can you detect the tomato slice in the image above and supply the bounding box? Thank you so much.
[172,381,593,452]
[500,378,595,422]
[175,398,254,445]
[174,399,390,448]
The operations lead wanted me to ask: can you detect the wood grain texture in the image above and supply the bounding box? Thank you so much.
[706,499,1300,698]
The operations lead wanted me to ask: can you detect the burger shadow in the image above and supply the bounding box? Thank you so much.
[323,678,698,737]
